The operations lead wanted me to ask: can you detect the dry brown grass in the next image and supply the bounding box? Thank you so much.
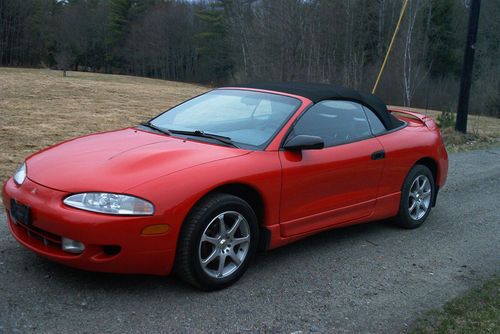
[1,68,499,183]
[0,68,207,182]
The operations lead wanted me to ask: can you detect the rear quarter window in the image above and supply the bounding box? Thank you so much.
[363,106,387,135]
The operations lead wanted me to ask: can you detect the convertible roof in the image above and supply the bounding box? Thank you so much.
[233,82,399,129]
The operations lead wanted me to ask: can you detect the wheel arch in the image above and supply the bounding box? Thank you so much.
[414,157,438,184]
[413,157,439,206]
[187,182,270,250]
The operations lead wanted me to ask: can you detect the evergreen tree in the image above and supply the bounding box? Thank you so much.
[428,0,461,78]
[107,0,131,67]
[195,0,233,83]
[107,0,157,68]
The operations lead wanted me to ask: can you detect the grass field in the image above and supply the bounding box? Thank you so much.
[1,67,499,182]
[0,68,207,182]
[410,277,500,334]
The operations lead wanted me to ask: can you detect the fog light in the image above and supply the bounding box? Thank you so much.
[62,237,85,254]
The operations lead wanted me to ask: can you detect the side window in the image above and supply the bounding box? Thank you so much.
[290,100,372,147]
[363,106,387,135]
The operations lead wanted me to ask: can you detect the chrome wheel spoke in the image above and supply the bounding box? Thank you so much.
[233,235,250,246]
[227,216,242,238]
[416,204,422,217]
[228,250,241,266]
[409,200,417,212]
[421,190,431,199]
[418,203,426,217]
[419,177,428,191]
[201,249,218,267]
[217,253,227,277]
[218,214,227,236]
[201,235,219,246]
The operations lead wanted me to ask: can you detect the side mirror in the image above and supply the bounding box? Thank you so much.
[283,135,324,151]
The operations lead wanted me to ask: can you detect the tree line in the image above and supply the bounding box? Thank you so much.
[1,0,498,116]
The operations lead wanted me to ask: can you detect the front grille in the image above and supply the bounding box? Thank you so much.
[22,223,62,248]
[9,210,62,250]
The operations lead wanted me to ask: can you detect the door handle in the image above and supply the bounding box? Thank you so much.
[371,150,385,160]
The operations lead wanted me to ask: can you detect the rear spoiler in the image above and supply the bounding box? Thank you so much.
[388,107,436,128]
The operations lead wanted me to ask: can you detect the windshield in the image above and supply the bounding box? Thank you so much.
[150,89,301,149]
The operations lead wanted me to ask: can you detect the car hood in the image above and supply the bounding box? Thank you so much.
[26,128,248,193]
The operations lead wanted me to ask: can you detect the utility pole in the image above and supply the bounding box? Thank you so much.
[456,0,481,133]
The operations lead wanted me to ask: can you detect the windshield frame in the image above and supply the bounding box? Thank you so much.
[146,88,303,150]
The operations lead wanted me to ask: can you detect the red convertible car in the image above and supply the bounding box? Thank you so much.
[2,83,448,290]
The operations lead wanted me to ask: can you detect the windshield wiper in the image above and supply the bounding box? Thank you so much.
[140,122,172,136]
[169,129,239,148]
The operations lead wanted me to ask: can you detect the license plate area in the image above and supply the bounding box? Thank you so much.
[10,199,31,225]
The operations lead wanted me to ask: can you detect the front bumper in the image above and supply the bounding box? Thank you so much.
[2,177,175,275]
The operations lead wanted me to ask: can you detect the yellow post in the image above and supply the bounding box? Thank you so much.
[372,0,410,94]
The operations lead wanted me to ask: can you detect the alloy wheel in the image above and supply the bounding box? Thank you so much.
[408,175,432,220]
[198,211,251,279]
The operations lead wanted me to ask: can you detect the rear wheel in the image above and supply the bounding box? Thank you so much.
[395,165,435,229]
[175,193,258,290]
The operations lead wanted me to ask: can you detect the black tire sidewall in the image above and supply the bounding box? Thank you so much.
[397,165,435,228]
[188,195,259,290]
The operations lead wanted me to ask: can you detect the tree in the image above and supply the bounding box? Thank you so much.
[195,0,233,83]
[0,0,498,117]
[124,1,197,80]
[427,0,461,78]
[107,0,156,70]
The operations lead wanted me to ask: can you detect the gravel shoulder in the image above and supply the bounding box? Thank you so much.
[1,148,499,333]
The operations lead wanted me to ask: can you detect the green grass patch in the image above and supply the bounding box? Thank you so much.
[410,277,500,334]
[437,109,456,129]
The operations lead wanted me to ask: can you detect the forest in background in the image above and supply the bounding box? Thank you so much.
[1,0,499,116]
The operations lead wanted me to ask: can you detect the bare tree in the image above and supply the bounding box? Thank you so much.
[402,0,432,106]
[1,0,499,116]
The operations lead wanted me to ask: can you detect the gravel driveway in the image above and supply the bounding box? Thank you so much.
[1,148,499,333]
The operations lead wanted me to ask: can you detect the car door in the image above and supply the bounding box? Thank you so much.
[279,100,385,237]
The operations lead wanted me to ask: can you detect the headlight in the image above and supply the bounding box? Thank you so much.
[13,163,27,185]
[63,193,154,215]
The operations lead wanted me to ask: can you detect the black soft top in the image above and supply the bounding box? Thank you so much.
[234,82,400,129]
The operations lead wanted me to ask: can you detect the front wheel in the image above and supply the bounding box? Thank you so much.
[395,165,435,229]
[174,193,259,290]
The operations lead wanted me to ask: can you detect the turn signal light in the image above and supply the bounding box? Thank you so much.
[141,224,171,235]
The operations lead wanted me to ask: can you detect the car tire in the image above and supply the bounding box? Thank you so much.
[394,164,435,229]
[174,193,259,290]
